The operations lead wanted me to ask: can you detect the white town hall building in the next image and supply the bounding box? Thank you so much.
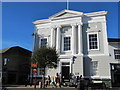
[32,9,120,87]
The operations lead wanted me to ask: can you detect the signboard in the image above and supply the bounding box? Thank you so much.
[33,69,37,71]
[31,64,37,67]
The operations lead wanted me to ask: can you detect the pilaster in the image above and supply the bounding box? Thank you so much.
[56,26,61,53]
[71,24,77,55]
[78,23,83,55]
[51,27,55,47]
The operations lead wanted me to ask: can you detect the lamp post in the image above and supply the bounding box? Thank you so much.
[31,64,37,89]
[34,72,37,89]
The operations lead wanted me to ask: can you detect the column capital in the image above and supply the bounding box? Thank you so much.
[77,22,83,26]
[51,26,56,29]
[56,25,62,28]
[71,23,77,27]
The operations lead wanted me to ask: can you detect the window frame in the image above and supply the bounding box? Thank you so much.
[3,58,9,66]
[114,49,120,60]
[3,58,7,65]
[39,37,48,47]
[62,34,71,52]
[87,32,99,51]
[90,61,99,76]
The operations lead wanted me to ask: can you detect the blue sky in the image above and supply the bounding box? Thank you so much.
[2,2,119,51]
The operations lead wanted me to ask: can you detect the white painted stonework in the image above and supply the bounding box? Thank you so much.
[33,10,120,85]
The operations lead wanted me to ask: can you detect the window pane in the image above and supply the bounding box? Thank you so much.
[41,38,47,47]
[89,34,98,50]
[4,58,8,65]
[114,49,120,59]
[91,61,98,76]
[64,37,71,51]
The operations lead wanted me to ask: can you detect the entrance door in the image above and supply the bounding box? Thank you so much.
[111,64,120,87]
[61,62,70,82]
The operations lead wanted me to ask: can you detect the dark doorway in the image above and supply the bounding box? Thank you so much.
[8,73,17,84]
[61,66,70,82]
[111,64,120,87]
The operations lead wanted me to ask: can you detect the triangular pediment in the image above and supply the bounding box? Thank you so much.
[49,9,83,19]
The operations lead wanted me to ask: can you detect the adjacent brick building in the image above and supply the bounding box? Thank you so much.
[1,46,31,84]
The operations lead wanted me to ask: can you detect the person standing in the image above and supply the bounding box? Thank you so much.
[52,76,57,88]
[77,75,85,90]
[48,75,51,86]
[56,73,59,85]
[25,79,28,87]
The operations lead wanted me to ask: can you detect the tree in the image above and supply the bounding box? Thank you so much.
[31,47,58,68]
[31,46,59,88]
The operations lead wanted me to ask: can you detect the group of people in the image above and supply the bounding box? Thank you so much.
[24,73,85,89]
[45,73,62,88]
[45,73,84,89]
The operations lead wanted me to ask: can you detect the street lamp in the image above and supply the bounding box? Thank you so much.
[31,64,38,89]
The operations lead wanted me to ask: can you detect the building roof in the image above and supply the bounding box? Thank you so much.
[0,48,10,53]
[0,46,32,54]
[33,9,107,25]
[108,38,120,42]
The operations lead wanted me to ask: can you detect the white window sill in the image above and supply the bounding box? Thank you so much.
[88,49,100,51]
[62,50,72,53]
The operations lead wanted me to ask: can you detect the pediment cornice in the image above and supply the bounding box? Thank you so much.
[49,9,84,19]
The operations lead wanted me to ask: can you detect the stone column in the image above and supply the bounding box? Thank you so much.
[71,24,77,55]
[78,23,83,55]
[51,27,55,47]
[56,26,61,53]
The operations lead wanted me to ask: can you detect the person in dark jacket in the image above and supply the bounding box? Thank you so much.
[25,79,28,87]
[77,75,85,90]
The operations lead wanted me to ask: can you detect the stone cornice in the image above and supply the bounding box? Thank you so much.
[50,15,82,20]
[84,11,108,17]
[33,19,50,25]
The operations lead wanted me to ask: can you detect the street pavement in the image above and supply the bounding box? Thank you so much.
[2,85,77,90]
[3,88,77,90]
[2,85,120,90]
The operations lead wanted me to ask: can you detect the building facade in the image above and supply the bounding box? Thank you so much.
[108,38,120,87]
[1,46,31,84]
[33,10,120,87]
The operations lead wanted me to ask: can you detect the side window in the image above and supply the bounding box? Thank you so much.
[3,58,9,66]
[41,38,47,47]
[88,33,99,50]
[91,61,98,76]
[114,49,120,59]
